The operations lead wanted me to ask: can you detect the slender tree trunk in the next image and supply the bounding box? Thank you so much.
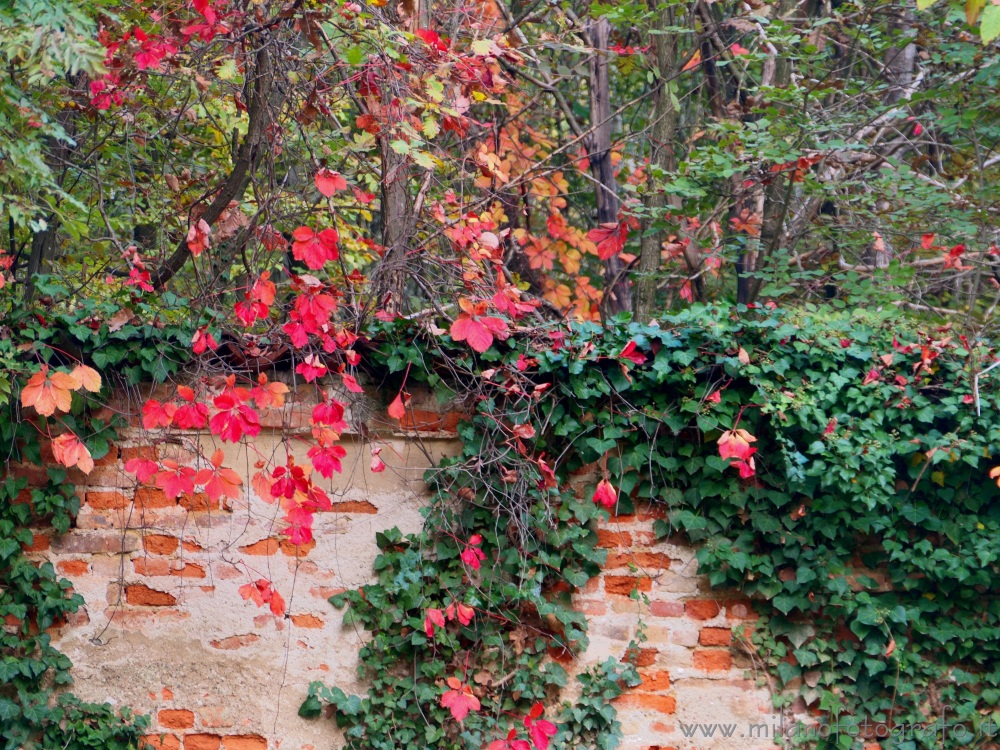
[636,4,688,320]
[588,17,632,318]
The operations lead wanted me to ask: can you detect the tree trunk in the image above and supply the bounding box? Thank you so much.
[636,4,684,321]
[587,17,632,318]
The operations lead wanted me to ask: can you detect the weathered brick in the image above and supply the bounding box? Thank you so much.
[185,734,222,750]
[240,538,280,555]
[613,694,677,714]
[596,529,632,548]
[198,707,234,729]
[693,649,733,672]
[179,493,216,512]
[723,598,758,620]
[573,600,607,616]
[135,487,174,509]
[121,445,158,462]
[143,534,179,555]
[399,409,441,431]
[279,539,316,556]
[172,563,206,578]
[623,647,657,667]
[684,599,721,620]
[699,627,732,646]
[126,584,177,607]
[134,558,172,576]
[637,670,671,692]
[605,552,671,569]
[222,735,267,750]
[22,531,50,552]
[93,444,119,466]
[56,560,89,576]
[650,601,684,618]
[143,734,181,750]
[85,491,130,510]
[210,634,260,650]
[290,614,324,628]
[158,709,194,729]
[327,501,378,514]
[604,576,652,596]
[51,532,138,554]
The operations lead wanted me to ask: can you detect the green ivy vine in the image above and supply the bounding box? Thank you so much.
[306,302,1000,750]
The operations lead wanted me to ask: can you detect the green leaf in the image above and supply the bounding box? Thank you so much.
[981,3,1000,42]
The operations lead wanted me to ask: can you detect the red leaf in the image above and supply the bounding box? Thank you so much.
[291,226,340,269]
[586,222,628,260]
[523,704,557,750]
[619,341,645,365]
[718,428,756,461]
[142,400,177,430]
[592,479,617,508]
[296,354,328,382]
[155,461,196,499]
[315,168,347,197]
[125,457,159,483]
[424,607,446,637]
[21,366,78,417]
[440,677,480,722]
[341,373,364,393]
[370,445,386,473]
[388,392,407,421]
[186,219,211,256]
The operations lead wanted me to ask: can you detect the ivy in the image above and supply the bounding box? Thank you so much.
[313,303,1000,750]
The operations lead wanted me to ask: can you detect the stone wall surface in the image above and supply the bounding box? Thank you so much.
[11,386,781,750]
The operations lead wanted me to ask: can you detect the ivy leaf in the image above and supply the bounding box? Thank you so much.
[0,697,19,722]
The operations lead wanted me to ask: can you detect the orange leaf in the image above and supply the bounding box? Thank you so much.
[21,366,77,416]
[70,364,102,393]
[51,432,94,474]
[682,49,702,71]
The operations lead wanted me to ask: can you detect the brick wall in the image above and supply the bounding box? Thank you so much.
[11,386,780,750]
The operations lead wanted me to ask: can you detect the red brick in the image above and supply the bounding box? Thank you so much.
[143,534,179,555]
[94,444,120,466]
[604,576,652,596]
[290,614,324,628]
[23,532,50,552]
[310,586,346,600]
[699,627,732,646]
[724,598,758,620]
[85,491,130,510]
[573,600,607,616]
[596,529,632,548]
[685,599,721,620]
[637,670,671,692]
[182,539,203,552]
[158,709,194,729]
[172,563,206,578]
[623,647,657,667]
[134,558,172,576]
[57,560,89,575]
[222,735,267,750]
[605,552,671,569]
[135,487,174,509]
[143,734,181,750]
[210,634,260,650]
[650,601,684,617]
[328,501,378,514]
[126,585,176,607]
[179,493,216,512]
[240,538,280,556]
[399,409,441,431]
[279,539,316,556]
[613,694,676,714]
[185,734,222,750]
[693,649,733,672]
[121,445,158,462]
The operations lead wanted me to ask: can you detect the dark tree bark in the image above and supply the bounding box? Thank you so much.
[587,17,632,318]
